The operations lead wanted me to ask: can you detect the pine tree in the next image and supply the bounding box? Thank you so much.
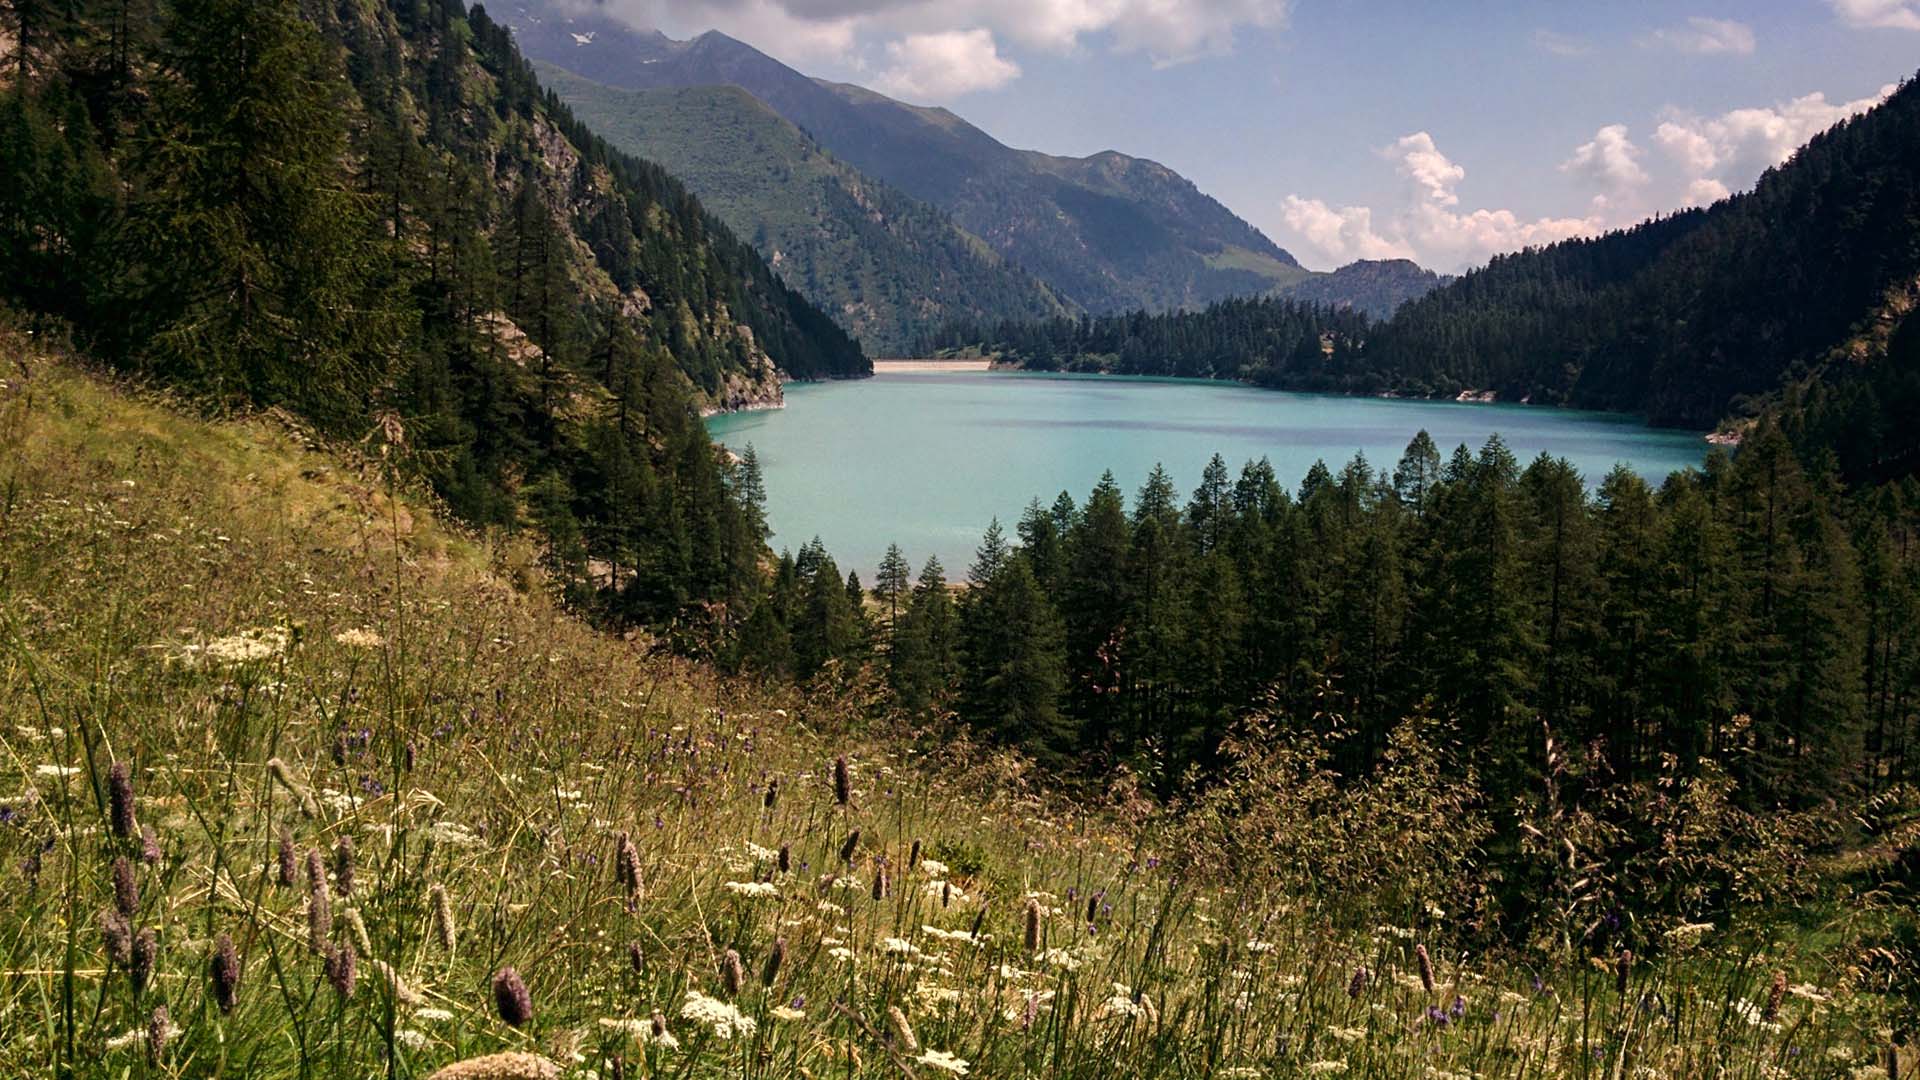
[119,0,389,417]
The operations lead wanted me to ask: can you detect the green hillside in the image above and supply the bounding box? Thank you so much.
[535,66,1070,355]
[2,332,1910,1080]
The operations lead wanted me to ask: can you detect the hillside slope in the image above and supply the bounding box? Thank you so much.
[0,337,1899,1080]
[0,0,872,629]
[503,3,1311,315]
[534,66,1070,354]
[1275,258,1454,318]
[1361,73,1920,431]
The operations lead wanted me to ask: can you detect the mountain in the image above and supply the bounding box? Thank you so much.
[502,2,1314,315]
[532,65,1069,355]
[1359,74,1920,439]
[1275,259,1454,318]
[0,0,865,628]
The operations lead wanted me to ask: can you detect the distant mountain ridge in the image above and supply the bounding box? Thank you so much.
[533,64,1070,355]
[503,2,1318,316]
[1276,259,1455,319]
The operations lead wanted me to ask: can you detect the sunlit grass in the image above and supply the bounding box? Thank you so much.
[0,346,1903,1078]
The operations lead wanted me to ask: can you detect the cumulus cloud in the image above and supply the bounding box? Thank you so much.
[1652,84,1895,192]
[1684,178,1732,206]
[1279,131,1608,272]
[1385,132,1465,206]
[592,0,1290,84]
[1641,16,1756,55]
[1278,196,1413,263]
[1829,0,1920,29]
[1561,124,1648,193]
[872,28,1019,99]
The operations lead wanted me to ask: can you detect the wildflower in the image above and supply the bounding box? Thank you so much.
[839,829,861,864]
[139,825,161,865]
[334,836,354,897]
[887,1004,919,1051]
[1666,921,1714,943]
[833,756,851,806]
[942,881,952,909]
[371,958,422,1004]
[1616,949,1632,996]
[35,764,80,780]
[1329,1025,1367,1043]
[1305,1061,1349,1074]
[872,868,889,901]
[627,941,645,974]
[1024,898,1041,953]
[100,909,133,966]
[681,989,757,1039]
[203,627,290,664]
[415,1008,456,1023]
[908,839,922,870]
[343,907,373,955]
[720,948,745,998]
[107,761,137,839]
[1415,944,1435,994]
[431,883,457,951]
[763,779,778,810]
[268,758,320,818]
[334,628,385,649]
[327,942,358,1000]
[880,937,920,956]
[762,937,786,986]
[112,856,139,917]
[1099,990,1151,1020]
[210,932,240,1012]
[723,880,779,899]
[396,1028,428,1051]
[971,899,990,944]
[914,1050,970,1076]
[614,831,643,902]
[146,1005,172,1061]
[493,967,533,1027]
[1763,970,1786,1024]
[922,858,950,877]
[276,826,297,887]
[778,843,791,874]
[1348,966,1369,998]
[771,1005,805,1022]
[306,851,332,953]
[423,1052,563,1080]
[130,927,157,994]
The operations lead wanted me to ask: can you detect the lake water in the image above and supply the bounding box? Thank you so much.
[706,371,1709,579]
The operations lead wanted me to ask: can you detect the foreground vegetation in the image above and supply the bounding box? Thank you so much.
[4,353,1916,1079]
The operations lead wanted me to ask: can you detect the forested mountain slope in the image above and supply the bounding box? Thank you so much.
[0,0,863,630]
[534,65,1070,355]
[1276,258,1454,318]
[503,2,1314,315]
[1360,73,1920,434]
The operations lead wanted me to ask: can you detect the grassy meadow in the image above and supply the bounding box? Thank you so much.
[0,337,1909,1078]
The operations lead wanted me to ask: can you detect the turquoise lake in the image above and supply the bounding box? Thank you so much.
[706,371,1710,579]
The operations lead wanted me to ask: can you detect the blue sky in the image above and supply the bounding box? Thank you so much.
[597,0,1919,271]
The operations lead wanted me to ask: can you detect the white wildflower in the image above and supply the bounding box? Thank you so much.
[395,1029,428,1050]
[722,881,780,900]
[880,937,920,956]
[334,628,386,649]
[680,990,756,1039]
[414,1008,455,1023]
[1306,1063,1349,1076]
[1329,1025,1367,1043]
[35,765,79,779]
[919,858,950,876]
[771,1006,805,1022]
[915,1050,970,1075]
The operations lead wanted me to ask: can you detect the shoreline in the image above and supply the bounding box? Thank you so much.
[871,358,993,373]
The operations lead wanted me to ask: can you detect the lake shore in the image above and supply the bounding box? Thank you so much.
[871,358,993,373]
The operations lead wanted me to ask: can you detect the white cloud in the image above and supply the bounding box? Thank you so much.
[1641,16,1756,55]
[1653,84,1895,192]
[1830,0,1920,29]
[872,28,1020,99]
[1280,131,1608,272]
[1279,196,1413,264]
[1561,124,1648,192]
[1384,132,1465,206]
[1684,178,1731,206]
[595,0,1291,80]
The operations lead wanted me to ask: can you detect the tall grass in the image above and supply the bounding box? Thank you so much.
[0,346,1904,1078]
